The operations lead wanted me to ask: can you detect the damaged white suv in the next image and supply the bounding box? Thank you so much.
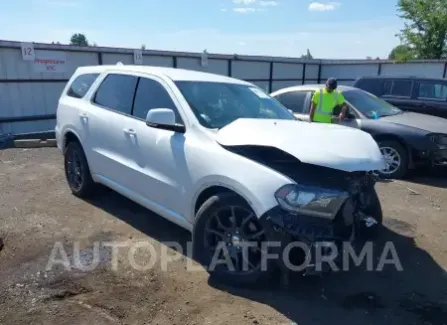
[56,64,386,285]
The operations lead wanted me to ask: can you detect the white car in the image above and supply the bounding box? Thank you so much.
[56,64,386,285]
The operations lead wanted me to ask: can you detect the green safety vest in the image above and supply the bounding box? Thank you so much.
[313,89,340,123]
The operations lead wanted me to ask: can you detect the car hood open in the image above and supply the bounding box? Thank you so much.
[216,119,386,172]
[380,111,447,133]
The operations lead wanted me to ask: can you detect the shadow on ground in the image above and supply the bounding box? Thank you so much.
[86,187,447,325]
[403,167,447,189]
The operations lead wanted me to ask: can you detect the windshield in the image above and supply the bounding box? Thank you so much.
[343,89,403,119]
[175,81,296,128]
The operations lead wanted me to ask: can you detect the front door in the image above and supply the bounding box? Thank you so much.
[126,75,188,217]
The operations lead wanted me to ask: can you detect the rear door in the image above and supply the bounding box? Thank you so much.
[414,80,447,118]
[274,90,311,121]
[381,79,416,112]
[56,72,99,149]
[87,72,139,186]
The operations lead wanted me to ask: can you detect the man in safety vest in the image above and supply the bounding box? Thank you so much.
[309,78,347,123]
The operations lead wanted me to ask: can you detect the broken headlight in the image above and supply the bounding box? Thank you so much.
[429,133,447,147]
[275,184,349,220]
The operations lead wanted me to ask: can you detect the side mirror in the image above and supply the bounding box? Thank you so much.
[146,108,185,133]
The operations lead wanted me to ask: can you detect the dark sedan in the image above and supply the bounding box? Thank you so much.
[271,85,447,179]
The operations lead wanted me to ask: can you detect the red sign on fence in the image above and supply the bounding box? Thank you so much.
[33,51,67,73]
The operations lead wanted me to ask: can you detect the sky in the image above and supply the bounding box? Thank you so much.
[0,0,405,59]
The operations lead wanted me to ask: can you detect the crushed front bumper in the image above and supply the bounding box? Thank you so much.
[258,200,379,276]
[431,148,447,167]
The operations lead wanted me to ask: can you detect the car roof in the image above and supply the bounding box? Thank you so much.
[355,75,446,81]
[75,64,252,85]
[271,84,357,96]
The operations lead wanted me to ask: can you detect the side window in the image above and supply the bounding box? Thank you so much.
[418,82,447,100]
[93,74,138,115]
[383,80,392,95]
[390,80,412,97]
[132,78,180,122]
[67,73,99,98]
[356,78,379,95]
[276,91,308,113]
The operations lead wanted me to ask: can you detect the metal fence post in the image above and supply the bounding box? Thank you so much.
[302,63,307,85]
[317,62,322,84]
[269,61,274,93]
[97,52,103,65]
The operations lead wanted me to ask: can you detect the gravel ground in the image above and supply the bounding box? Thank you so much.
[0,147,446,325]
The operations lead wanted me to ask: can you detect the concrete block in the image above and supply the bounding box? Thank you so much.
[14,139,57,148]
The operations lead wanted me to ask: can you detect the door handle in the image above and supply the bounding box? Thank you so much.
[123,128,136,136]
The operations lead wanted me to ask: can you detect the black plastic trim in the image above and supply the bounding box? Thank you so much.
[146,121,186,133]
[0,114,56,123]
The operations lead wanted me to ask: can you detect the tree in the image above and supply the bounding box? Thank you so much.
[70,33,89,46]
[300,49,313,59]
[388,44,415,61]
[397,0,447,59]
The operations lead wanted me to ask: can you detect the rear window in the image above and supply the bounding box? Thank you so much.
[383,80,413,97]
[418,81,447,100]
[93,73,138,115]
[354,78,380,95]
[66,73,99,99]
[276,91,308,113]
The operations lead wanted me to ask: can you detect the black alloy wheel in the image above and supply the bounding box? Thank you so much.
[193,193,273,286]
[64,141,95,198]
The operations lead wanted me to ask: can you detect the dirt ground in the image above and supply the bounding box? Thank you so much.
[0,147,446,325]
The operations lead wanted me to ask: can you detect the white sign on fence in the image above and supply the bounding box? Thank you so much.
[21,42,35,61]
[33,51,67,73]
[134,50,143,64]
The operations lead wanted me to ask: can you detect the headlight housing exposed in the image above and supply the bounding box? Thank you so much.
[275,184,349,220]
[429,133,447,146]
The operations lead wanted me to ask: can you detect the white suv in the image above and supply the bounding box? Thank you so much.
[56,64,385,285]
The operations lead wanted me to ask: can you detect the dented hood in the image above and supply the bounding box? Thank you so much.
[216,119,386,172]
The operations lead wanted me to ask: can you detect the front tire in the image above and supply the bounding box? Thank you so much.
[357,187,383,239]
[64,141,95,198]
[377,140,409,179]
[192,193,273,286]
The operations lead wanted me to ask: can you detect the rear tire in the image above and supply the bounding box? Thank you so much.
[377,140,409,179]
[64,141,95,198]
[192,193,274,287]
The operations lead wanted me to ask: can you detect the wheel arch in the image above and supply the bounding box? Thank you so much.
[62,129,82,152]
[192,184,259,221]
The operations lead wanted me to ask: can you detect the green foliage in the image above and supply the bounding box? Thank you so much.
[70,33,89,46]
[388,44,415,62]
[397,0,447,59]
